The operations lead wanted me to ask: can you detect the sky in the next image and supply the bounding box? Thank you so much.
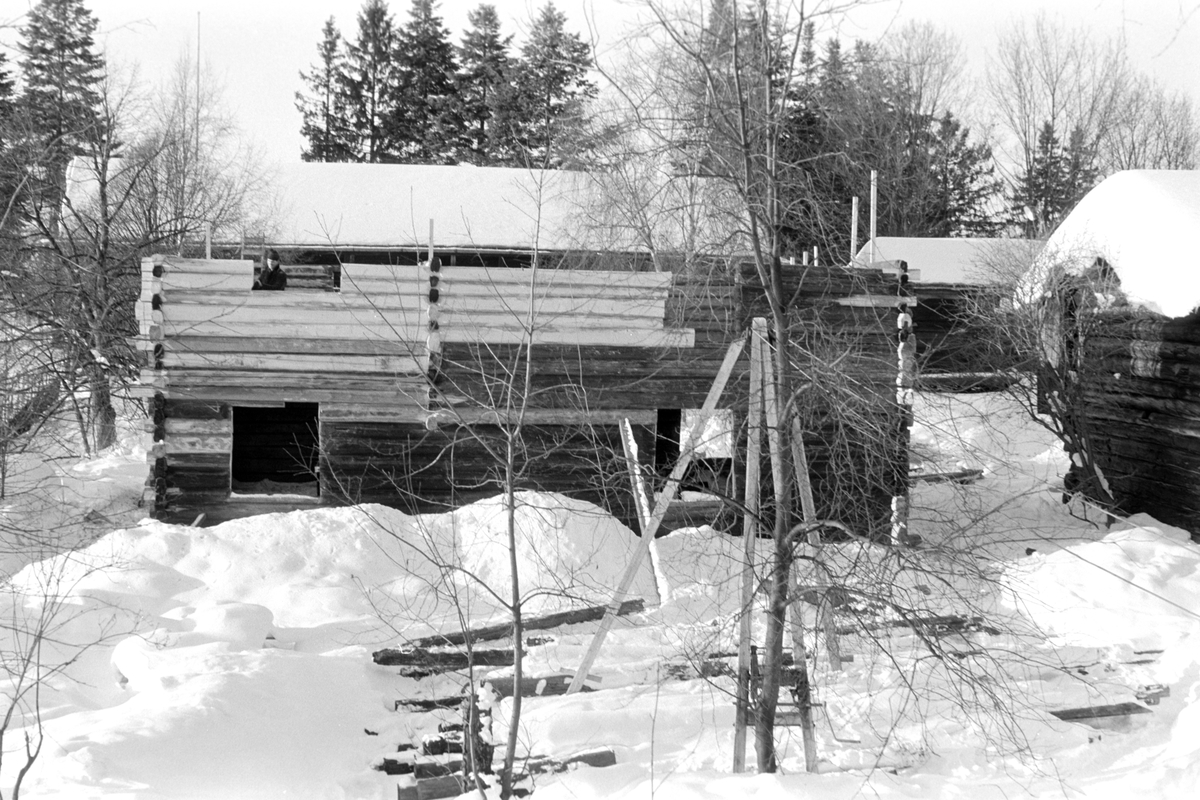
[2,0,1199,165]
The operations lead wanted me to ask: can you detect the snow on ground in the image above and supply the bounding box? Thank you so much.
[2,391,1200,798]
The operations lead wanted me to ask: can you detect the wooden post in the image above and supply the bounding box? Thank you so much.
[733,320,765,773]
[567,333,747,694]
[850,196,859,263]
[760,330,819,774]
[870,170,878,263]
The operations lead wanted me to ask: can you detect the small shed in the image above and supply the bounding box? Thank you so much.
[1026,170,1200,538]
[855,237,1041,377]
[134,164,912,537]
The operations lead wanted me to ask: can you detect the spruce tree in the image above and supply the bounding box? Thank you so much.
[341,0,401,162]
[1011,121,1085,235]
[392,0,461,163]
[499,2,597,167]
[456,4,511,165]
[17,0,104,180]
[296,18,355,162]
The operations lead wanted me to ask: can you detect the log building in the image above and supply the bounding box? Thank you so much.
[135,164,910,535]
[1028,170,1200,539]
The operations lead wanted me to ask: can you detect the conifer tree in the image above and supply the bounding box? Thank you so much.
[456,4,511,165]
[341,0,401,162]
[392,0,461,163]
[495,2,596,167]
[1010,121,1096,236]
[17,0,104,184]
[296,17,355,162]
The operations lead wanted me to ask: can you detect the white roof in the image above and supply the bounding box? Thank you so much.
[265,162,600,251]
[854,237,1036,285]
[1032,170,1200,318]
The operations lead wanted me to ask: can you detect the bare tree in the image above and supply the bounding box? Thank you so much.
[1100,74,1199,172]
[986,14,1130,184]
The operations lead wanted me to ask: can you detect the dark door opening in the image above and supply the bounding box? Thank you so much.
[231,403,320,496]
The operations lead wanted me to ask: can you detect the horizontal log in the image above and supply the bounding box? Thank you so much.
[372,646,515,669]
[1049,702,1151,722]
[440,267,673,289]
[164,303,424,326]
[169,335,423,357]
[163,351,426,375]
[440,296,666,319]
[162,320,425,341]
[164,369,428,391]
[411,598,646,648]
[164,290,425,313]
[164,434,232,454]
[320,405,428,423]
[164,399,229,419]
[431,409,656,426]
[440,327,694,348]
[169,386,428,406]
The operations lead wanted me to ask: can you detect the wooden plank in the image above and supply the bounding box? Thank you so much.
[411,599,645,648]
[568,331,747,694]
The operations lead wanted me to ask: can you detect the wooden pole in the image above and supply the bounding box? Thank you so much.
[870,171,878,263]
[850,196,859,263]
[567,333,747,694]
[733,320,765,773]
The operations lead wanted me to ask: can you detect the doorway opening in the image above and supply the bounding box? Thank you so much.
[231,403,320,496]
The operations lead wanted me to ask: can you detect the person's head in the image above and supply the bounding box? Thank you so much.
[267,249,281,268]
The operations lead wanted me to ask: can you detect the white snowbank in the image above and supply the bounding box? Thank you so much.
[4,393,1200,799]
[1030,170,1200,318]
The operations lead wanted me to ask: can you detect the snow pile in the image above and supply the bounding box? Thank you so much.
[1029,170,1200,318]
[3,392,1200,798]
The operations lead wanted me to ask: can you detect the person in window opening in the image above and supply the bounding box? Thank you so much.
[254,249,287,290]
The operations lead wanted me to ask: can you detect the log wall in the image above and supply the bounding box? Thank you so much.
[1078,313,1200,537]
[137,255,907,537]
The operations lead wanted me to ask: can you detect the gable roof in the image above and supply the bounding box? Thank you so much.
[854,237,1038,285]
[264,163,597,251]
[1034,170,1200,318]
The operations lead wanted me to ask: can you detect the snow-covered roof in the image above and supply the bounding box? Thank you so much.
[1034,170,1200,318]
[854,237,1037,285]
[265,162,601,251]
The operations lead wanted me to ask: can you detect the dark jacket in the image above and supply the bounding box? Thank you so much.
[254,264,287,291]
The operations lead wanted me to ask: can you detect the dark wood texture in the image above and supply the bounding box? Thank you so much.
[1068,311,1200,539]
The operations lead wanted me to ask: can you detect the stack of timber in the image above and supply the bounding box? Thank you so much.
[1077,311,1200,538]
